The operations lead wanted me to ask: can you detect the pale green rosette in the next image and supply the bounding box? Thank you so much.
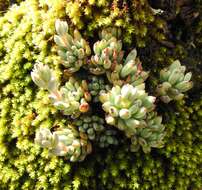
[35,126,92,162]
[54,20,91,74]
[130,112,165,153]
[156,60,193,103]
[100,84,156,137]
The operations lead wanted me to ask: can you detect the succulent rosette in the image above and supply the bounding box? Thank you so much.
[49,77,91,117]
[88,34,124,75]
[72,115,118,147]
[73,115,105,140]
[97,129,119,148]
[130,112,165,153]
[87,75,111,102]
[35,126,92,162]
[31,62,59,92]
[100,84,156,137]
[31,63,91,118]
[106,49,149,86]
[156,60,193,103]
[54,20,91,74]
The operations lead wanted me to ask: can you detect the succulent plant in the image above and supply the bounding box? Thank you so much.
[100,84,156,137]
[31,62,59,92]
[73,115,105,140]
[54,20,91,74]
[72,115,119,147]
[130,112,165,153]
[35,126,92,162]
[87,75,111,102]
[106,49,149,86]
[30,20,195,163]
[35,128,57,148]
[156,60,193,103]
[97,129,119,148]
[49,77,91,117]
[88,34,124,75]
[31,63,91,117]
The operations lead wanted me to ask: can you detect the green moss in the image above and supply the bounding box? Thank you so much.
[63,0,166,46]
[0,0,201,189]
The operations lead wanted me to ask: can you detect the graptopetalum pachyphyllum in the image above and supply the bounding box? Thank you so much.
[31,20,193,162]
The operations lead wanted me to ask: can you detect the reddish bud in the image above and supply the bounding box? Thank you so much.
[79,103,89,113]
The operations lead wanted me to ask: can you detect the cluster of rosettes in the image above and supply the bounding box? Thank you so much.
[31,20,193,161]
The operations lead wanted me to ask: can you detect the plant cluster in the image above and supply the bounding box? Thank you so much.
[0,0,201,189]
[31,20,193,162]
